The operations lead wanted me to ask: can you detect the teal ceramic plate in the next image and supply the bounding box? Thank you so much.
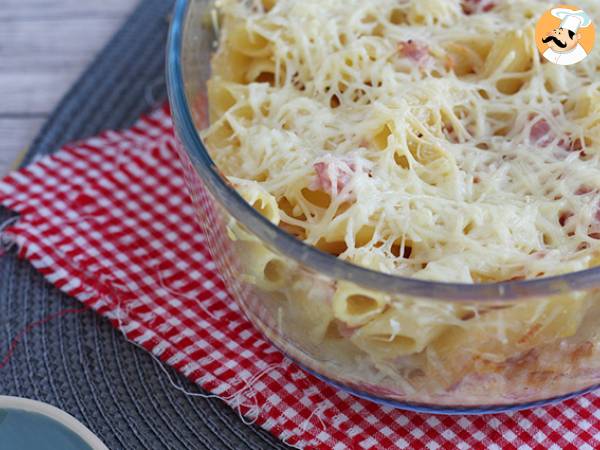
[0,396,108,450]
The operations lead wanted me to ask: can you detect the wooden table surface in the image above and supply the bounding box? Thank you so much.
[0,0,139,176]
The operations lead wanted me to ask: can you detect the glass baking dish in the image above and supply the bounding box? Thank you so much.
[166,0,600,413]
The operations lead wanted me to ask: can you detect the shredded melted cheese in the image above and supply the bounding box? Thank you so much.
[206,0,600,283]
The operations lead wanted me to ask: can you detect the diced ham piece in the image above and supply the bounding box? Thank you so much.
[310,155,370,197]
[398,40,430,67]
[559,211,574,227]
[192,91,209,129]
[589,202,600,239]
[336,321,357,339]
[529,118,554,147]
[529,109,587,153]
[443,124,460,143]
[528,117,585,154]
[312,160,355,195]
[576,186,594,196]
[462,0,495,15]
[571,138,584,152]
[558,137,584,154]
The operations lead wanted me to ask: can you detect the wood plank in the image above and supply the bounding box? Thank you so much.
[0,0,137,20]
[0,72,79,115]
[0,15,135,72]
[0,0,140,175]
[0,118,46,175]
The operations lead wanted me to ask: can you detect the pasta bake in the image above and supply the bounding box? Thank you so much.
[199,0,600,404]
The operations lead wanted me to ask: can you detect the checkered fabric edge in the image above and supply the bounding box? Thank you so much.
[1,105,599,450]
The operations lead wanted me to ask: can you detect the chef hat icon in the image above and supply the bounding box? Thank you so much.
[551,8,592,33]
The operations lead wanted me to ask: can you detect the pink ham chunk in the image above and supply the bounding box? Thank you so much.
[591,205,600,239]
[559,211,574,227]
[443,124,459,143]
[529,117,585,153]
[571,187,600,239]
[398,40,430,67]
[311,155,369,197]
[336,321,358,339]
[576,186,594,196]
[462,0,495,15]
[558,137,584,153]
[529,118,554,147]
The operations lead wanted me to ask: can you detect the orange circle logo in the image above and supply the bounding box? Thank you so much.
[535,5,595,66]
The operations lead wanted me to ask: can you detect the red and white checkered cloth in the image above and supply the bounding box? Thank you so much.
[1,104,600,449]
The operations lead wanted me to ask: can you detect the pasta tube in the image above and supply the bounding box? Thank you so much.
[427,294,590,387]
[236,240,288,291]
[332,282,388,327]
[351,302,455,358]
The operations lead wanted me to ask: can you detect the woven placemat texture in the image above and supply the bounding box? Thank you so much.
[0,1,288,448]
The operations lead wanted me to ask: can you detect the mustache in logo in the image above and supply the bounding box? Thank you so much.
[542,35,568,48]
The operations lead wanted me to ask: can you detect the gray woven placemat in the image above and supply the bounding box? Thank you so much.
[0,1,289,448]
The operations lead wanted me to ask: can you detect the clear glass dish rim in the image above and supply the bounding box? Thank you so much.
[166,0,600,301]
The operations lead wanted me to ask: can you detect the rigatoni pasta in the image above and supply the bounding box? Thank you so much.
[236,240,289,290]
[427,293,591,387]
[332,282,388,327]
[351,304,454,358]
